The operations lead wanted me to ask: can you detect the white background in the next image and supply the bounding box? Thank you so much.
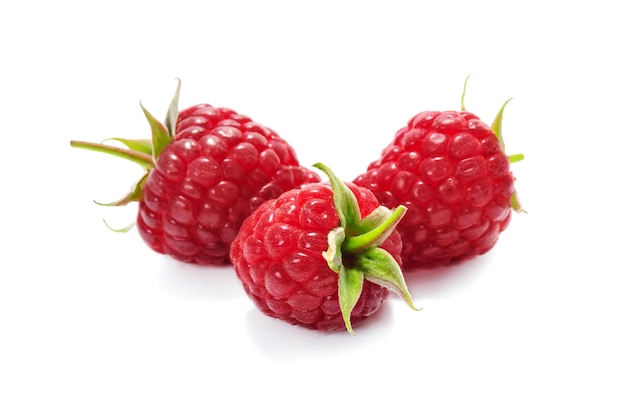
[1,1,625,415]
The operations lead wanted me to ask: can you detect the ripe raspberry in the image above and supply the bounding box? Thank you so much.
[230,163,417,333]
[71,80,320,264]
[354,79,523,268]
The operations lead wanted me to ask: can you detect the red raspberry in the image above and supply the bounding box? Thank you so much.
[230,163,417,333]
[354,81,523,269]
[71,80,320,264]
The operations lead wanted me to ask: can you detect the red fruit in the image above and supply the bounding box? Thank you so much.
[71,80,320,264]
[354,79,523,268]
[230,163,417,333]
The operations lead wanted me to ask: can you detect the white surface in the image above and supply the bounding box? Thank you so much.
[1,1,625,416]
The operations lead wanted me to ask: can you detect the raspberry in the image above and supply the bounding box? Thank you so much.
[71,80,320,264]
[354,79,523,268]
[230,163,417,333]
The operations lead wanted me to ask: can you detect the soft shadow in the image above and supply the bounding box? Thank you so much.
[404,253,493,301]
[244,302,395,361]
[156,258,246,302]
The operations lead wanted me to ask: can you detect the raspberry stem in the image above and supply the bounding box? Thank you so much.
[69,140,154,168]
[70,80,181,214]
[343,205,407,252]
[103,138,153,154]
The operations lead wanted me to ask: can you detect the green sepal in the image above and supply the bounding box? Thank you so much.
[103,138,153,155]
[491,98,513,151]
[458,78,526,215]
[338,266,365,335]
[322,227,345,273]
[490,99,526,213]
[140,102,173,163]
[165,78,182,138]
[511,190,526,214]
[508,153,525,163]
[461,73,472,111]
[313,162,361,229]
[103,220,136,233]
[71,81,183,232]
[314,163,418,333]
[355,247,418,311]
[94,172,148,207]
[69,140,154,169]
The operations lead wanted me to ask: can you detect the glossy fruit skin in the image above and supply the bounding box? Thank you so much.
[354,110,516,268]
[230,182,403,331]
[137,104,321,265]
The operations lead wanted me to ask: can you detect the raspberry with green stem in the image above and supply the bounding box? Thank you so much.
[71,80,321,264]
[231,162,418,334]
[354,76,525,268]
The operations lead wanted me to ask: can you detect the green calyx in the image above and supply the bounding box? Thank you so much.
[461,75,525,213]
[490,99,525,213]
[69,79,182,227]
[313,163,418,334]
